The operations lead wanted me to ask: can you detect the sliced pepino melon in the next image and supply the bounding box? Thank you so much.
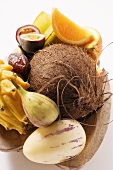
[23,119,86,164]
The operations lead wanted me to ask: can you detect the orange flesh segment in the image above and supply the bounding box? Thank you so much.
[52,8,94,45]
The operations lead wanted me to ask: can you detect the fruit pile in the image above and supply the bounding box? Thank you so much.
[0,7,110,167]
[11,8,102,66]
[6,8,102,82]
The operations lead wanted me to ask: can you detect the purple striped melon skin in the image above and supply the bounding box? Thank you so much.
[23,119,86,164]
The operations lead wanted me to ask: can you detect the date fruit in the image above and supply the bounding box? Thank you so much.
[8,53,30,80]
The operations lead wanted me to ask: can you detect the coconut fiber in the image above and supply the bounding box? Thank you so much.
[28,43,108,120]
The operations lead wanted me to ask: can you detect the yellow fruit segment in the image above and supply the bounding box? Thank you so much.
[1,70,29,89]
[44,30,61,46]
[52,8,94,46]
[43,25,53,40]
[3,94,27,123]
[33,11,52,34]
[0,116,14,130]
[0,106,26,133]
[0,60,30,134]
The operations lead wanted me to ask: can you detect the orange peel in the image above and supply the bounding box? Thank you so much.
[84,27,102,61]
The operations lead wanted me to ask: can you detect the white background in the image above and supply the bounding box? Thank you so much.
[0,0,113,170]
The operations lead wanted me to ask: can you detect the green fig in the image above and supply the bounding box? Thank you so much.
[11,80,59,127]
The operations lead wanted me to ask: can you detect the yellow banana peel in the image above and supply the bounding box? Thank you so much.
[0,59,30,134]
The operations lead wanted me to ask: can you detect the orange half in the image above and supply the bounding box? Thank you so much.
[52,8,94,46]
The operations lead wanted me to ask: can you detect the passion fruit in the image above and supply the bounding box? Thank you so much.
[19,33,45,53]
[16,25,40,44]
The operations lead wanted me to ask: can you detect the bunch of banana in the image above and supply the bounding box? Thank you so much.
[0,59,30,134]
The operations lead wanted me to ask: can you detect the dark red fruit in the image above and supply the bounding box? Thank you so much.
[8,53,31,80]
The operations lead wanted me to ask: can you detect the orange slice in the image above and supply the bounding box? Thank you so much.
[52,8,94,46]
[84,27,102,61]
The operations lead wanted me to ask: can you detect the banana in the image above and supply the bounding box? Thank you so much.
[0,108,26,134]
[0,116,12,130]
[0,64,13,71]
[3,94,27,123]
[0,60,4,64]
[0,98,4,111]
[0,80,16,97]
[0,59,30,134]
[1,70,30,89]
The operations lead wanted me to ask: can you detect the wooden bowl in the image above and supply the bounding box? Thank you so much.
[0,73,111,170]
[0,126,35,152]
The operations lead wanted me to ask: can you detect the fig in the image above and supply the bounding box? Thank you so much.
[19,33,45,53]
[16,25,40,44]
[11,80,59,127]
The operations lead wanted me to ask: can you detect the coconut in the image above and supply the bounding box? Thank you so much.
[0,43,111,157]
[28,43,107,120]
[58,75,111,169]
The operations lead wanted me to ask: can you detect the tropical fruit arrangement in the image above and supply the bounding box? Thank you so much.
[0,8,111,169]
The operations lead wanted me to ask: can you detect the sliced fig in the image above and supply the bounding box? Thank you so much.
[19,33,45,53]
[16,25,40,44]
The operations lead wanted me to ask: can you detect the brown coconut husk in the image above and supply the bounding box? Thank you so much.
[28,43,112,168]
[57,74,111,169]
[28,44,107,120]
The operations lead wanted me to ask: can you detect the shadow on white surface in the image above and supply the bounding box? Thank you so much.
[7,151,60,170]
